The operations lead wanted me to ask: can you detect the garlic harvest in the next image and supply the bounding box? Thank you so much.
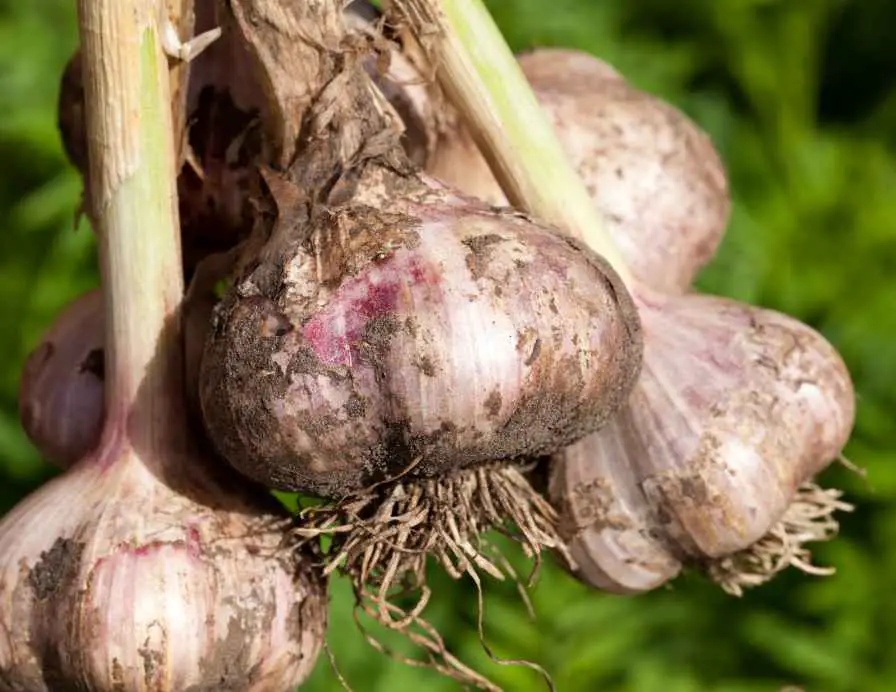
[384,2,857,598]
[550,286,855,594]
[199,177,643,498]
[0,1,328,688]
[18,289,105,468]
[427,48,731,293]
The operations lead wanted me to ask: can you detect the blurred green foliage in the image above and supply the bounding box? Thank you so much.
[1,0,894,690]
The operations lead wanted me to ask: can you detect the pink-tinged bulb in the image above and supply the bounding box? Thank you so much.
[0,436,327,691]
[199,185,644,498]
[551,284,856,594]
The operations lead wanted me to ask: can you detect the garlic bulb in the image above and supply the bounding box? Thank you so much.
[550,285,855,594]
[18,290,104,468]
[18,281,224,469]
[427,48,731,293]
[0,421,327,691]
[199,177,643,498]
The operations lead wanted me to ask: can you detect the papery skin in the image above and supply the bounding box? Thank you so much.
[199,185,643,498]
[427,48,731,294]
[0,433,326,692]
[18,290,105,469]
[550,285,856,593]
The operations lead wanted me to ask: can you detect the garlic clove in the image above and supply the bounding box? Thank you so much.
[549,407,682,594]
[552,284,855,592]
[427,48,731,293]
[637,290,854,555]
[18,290,105,468]
[199,183,644,498]
[0,441,326,691]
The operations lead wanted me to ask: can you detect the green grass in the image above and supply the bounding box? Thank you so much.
[2,1,895,690]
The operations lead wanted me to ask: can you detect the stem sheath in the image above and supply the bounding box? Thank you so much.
[77,0,184,438]
[389,0,630,280]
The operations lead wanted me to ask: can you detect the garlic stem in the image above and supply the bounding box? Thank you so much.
[387,0,631,282]
[78,0,185,447]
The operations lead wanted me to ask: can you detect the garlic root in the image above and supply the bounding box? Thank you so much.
[707,483,853,596]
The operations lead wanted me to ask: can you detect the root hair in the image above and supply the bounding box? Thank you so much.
[707,481,853,596]
[294,461,569,691]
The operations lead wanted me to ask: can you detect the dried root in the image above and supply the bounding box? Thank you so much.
[707,481,853,596]
[294,461,570,691]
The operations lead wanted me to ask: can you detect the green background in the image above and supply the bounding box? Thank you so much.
[2,0,895,690]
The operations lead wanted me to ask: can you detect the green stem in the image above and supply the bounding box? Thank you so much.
[389,0,630,282]
[77,0,185,440]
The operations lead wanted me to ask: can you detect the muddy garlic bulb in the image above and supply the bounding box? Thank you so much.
[0,424,327,690]
[510,52,857,592]
[18,290,105,468]
[550,287,855,594]
[199,177,643,497]
[5,302,327,690]
[427,48,731,293]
